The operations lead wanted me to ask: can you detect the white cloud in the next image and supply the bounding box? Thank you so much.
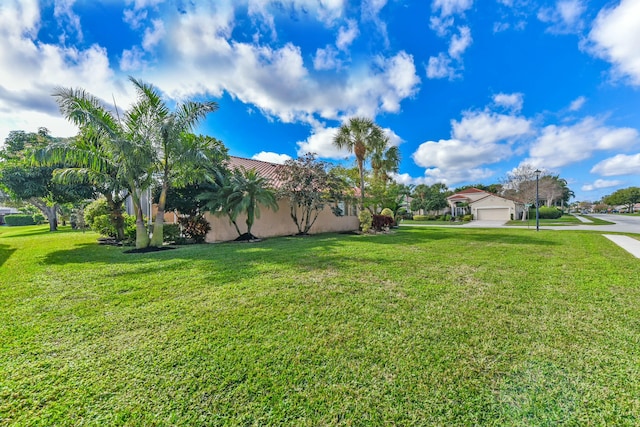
[590,153,640,176]
[336,19,359,51]
[247,0,346,28]
[588,0,640,86]
[412,138,512,172]
[452,111,532,144]
[0,1,124,143]
[493,92,524,113]
[408,108,532,186]
[393,167,494,186]
[426,53,455,79]
[382,128,403,147]
[296,125,351,159]
[526,117,639,168]
[54,0,83,43]
[432,0,473,17]
[568,96,586,111]
[430,16,454,37]
[538,0,586,34]
[142,19,165,50]
[120,46,146,71]
[313,46,340,70]
[581,179,624,192]
[145,4,420,125]
[448,26,472,59]
[252,151,292,164]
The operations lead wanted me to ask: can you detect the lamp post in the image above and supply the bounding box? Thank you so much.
[534,169,541,232]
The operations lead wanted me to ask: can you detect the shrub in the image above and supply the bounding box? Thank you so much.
[33,213,45,224]
[413,215,428,221]
[123,215,138,244]
[380,208,394,218]
[178,215,211,244]
[84,199,110,228]
[462,214,473,222]
[91,214,115,237]
[163,223,181,243]
[358,210,373,233]
[371,214,394,231]
[4,214,35,226]
[396,209,412,220]
[530,207,562,219]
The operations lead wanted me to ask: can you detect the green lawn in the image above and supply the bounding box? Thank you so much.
[1,225,640,426]
[506,215,615,226]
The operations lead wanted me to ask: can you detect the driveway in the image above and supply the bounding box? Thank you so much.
[401,214,640,234]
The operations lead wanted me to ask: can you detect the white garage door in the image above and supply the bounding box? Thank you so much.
[476,208,509,221]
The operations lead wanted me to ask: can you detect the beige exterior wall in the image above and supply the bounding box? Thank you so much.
[471,195,517,220]
[204,199,359,242]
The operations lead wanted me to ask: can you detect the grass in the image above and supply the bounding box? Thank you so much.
[1,225,640,426]
[402,219,467,225]
[506,215,615,226]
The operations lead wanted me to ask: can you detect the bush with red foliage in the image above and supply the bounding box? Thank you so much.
[371,214,394,231]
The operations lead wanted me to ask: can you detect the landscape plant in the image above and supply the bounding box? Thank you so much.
[358,209,372,232]
[275,153,347,235]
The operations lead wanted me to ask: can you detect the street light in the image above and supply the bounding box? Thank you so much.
[534,169,541,232]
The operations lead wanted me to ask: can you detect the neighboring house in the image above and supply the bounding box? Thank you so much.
[447,188,524,221]
[0,206,20,225]
[204,156,359,242]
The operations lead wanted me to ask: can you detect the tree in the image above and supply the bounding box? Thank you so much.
[199,168,244,237]
[410,183,450,215]
[333,117,386,209]
[134,78,221,247]
[603,187,640,213]
[201,167,278,240]
[0,129,93,231]
[228,168,278,239]
[54,83,157,248]
[275,153,346,235]
[33,126,130,240]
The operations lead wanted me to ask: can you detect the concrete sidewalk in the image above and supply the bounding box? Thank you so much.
[603,235,640,258]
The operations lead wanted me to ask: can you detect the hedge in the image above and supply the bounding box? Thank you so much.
[530,206,562,219]
[4,214,36,226]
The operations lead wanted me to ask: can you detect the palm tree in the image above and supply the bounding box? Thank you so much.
[34,126,130,240]
[199,169,244,237]
[129,78,220,247]
[370,138,401,183]
[333,117,385,209]
[227,168,278,240]
[53,82,156,249]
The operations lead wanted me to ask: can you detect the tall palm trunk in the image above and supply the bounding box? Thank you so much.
[357,157,365,210]
[150,180,168,247]
[246,196,255,237]
[130,189,150,249]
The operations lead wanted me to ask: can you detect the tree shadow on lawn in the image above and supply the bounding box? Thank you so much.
[367,227,561,247]
[0,226,77,239]
[0,243,16,268]
[41,234,348,267]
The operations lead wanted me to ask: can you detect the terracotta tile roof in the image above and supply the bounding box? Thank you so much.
[456,187,487,194]
[226,156,285,188]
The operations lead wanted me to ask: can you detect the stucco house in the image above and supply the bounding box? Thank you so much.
[203,156,360,242]
[447,188,524,221]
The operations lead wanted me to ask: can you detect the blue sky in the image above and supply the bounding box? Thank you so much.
[0,0,639,201]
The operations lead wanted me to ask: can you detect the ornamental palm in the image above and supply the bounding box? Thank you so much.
[226,168,278,239]
[130,78,220,247]
[333,117,385,209]
[34,126,130,240]
[53,80,156,248]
